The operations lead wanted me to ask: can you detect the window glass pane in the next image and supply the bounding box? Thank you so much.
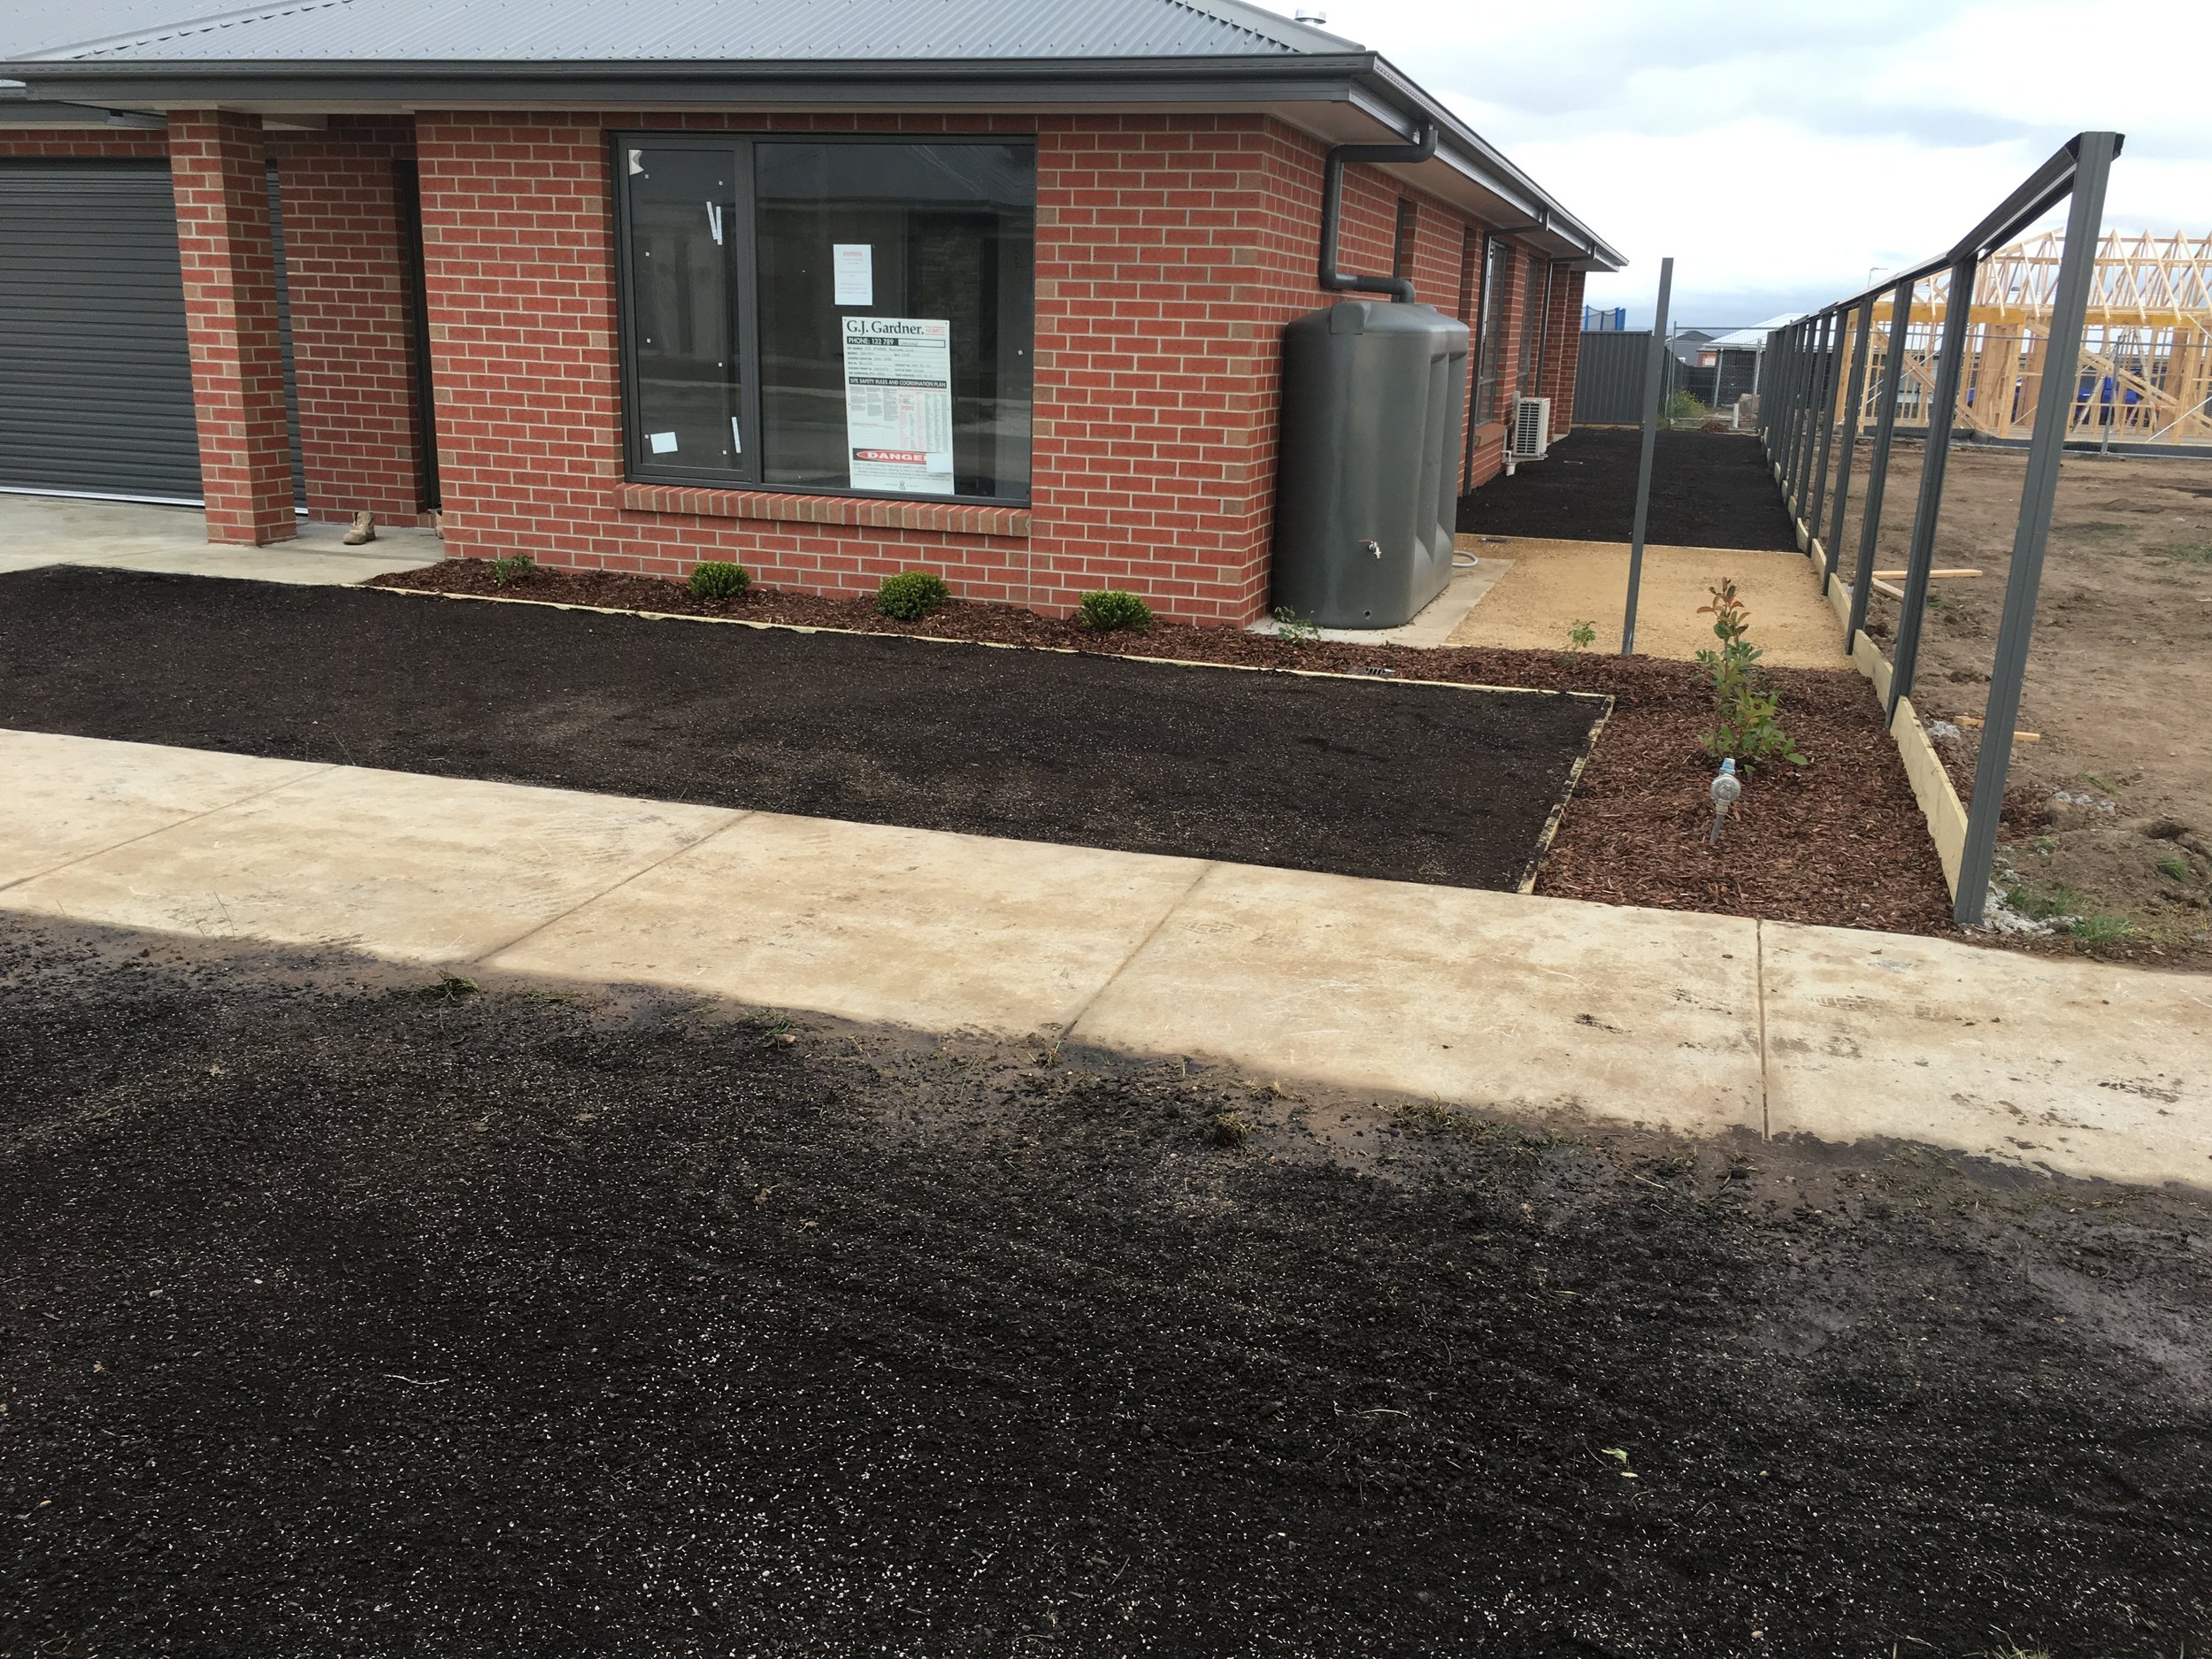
[1517,252,1546,399]
[1476,238,1510,422]
[626,147,742,478]
[754,142,1033,500]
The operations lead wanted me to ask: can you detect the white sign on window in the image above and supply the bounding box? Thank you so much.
[832,243,874,306]
[841,317,955,496]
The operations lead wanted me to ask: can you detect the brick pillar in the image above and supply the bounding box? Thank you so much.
[169,110,295,545]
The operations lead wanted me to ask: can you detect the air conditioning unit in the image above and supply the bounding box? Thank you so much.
[1510,396,1552,461]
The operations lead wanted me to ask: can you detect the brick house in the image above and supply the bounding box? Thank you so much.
[0,0,1619,626]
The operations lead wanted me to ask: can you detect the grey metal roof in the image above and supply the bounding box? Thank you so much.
[16,0,1362,63]
[0,0,274,60]
[0,0,1624,271]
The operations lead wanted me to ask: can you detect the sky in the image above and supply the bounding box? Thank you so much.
[1302,0,2212,328]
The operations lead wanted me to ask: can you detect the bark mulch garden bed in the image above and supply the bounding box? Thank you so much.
[363,559,1956,936]
[1455,426,1801,552]
[5,920,2208,1656]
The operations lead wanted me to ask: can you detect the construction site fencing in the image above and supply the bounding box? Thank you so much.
[1756,131,2124,927]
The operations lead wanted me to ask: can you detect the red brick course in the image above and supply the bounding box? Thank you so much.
[267,119,430,524]
[167,111,296,545]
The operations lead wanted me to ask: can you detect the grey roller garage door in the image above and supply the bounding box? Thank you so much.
[0,159,204,503]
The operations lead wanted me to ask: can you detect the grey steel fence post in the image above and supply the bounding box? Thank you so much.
[1621,255,1674,655]
[1886,249,1980,722]
[1774,323,1796,478]
[1790,315,1822,522]
[1788,319,1820,513]
[1955,133,2118,925]
[1823,295,1876,594]
[1760,327,1782,461]
[1807,309,1844,549]
[1847,280,1913,652]
[1778,322,1804,479]
[1763,323,1786,465]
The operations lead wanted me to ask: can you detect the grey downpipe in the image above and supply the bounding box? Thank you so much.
[1317,119,1438,303]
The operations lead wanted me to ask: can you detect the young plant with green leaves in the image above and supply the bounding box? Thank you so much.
[489,553,535,588]
[1695,580,1807,769]
[1271,605,1321,647]
[1565,618,1597,654]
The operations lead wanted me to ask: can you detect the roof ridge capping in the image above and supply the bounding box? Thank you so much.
[17,0,355,63]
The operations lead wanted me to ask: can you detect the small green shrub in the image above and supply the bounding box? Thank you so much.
[687,559,750,600]
[2156,851,2192,883]
[1076,589,1152,632]
[489,554,535,588]
[1271,605,1321,646]
[1565,618,1597,654]
[1695,580,1808,769]
[878,569,950,620]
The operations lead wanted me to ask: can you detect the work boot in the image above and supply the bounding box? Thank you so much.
[342,510,377,546]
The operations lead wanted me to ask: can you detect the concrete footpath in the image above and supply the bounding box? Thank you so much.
[4,726,2206,1189]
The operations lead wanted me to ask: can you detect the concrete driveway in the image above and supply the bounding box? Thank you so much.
[0,493,441,585]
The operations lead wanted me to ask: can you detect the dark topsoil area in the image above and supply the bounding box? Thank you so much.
[0,565,1607,893]
[1456,428,1799,551]
[370,558,1954,935]
[4,919,2208,1657]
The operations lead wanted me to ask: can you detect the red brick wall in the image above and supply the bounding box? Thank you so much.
[10,115,1548,621]
[167,111,296,544]
[267,119,429,523]
[412,110,1528,626]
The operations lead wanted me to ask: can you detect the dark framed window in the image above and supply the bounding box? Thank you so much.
[1515,250,1547,400]
[615,134,1035,504]
[1472,234,1511,423]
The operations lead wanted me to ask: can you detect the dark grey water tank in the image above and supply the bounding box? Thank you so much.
[1271,300,1471,628]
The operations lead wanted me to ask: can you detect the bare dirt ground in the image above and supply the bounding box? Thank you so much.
[1844,443,2212,961]
[1446,538,1848,668]
[5,917,2210,1656]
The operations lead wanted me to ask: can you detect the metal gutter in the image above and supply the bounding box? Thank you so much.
[0,85,165,126]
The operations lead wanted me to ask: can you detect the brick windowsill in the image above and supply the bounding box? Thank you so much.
[618,482,1031,538]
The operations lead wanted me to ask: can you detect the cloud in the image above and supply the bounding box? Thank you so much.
[1307,0,2212,321]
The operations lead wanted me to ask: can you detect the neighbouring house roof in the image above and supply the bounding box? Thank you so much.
[1706,314,1802,349]
[0,0,1624,271]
